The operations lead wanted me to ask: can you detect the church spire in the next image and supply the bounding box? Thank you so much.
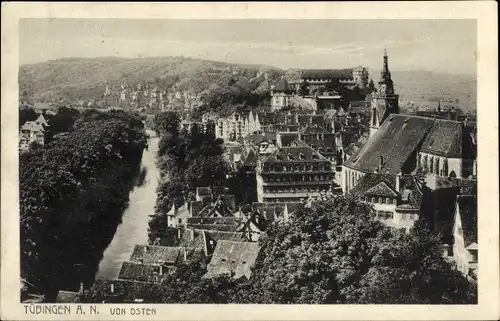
[380,47,391,82]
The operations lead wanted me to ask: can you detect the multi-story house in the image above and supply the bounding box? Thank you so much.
[451,194,477,279]
[256,144,335,202]
[349,172,428,230]
[19,116,48,151]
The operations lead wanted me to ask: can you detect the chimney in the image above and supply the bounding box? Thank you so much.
[379,156,384,170]
[177,228,181,239]
[396,171,402,192]
[110,283,114,294]
[79,282,84,295]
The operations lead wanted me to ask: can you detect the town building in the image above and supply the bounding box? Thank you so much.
[19,115,49,151]
[349,173,429,229]
[451,195,477,279]
[342,114,476,193]
[284,67,369,92]
[256,144,335,202]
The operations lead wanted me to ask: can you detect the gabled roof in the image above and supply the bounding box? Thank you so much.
[205,241,260,279]
[272,78,291,92]
[129,245,184,265]
[21,121,45,132]
[420,119,463,157]
[197,199,235,218]
[350,173,397,197]
[344,114,435,173]
[241,148,258,167]
[118,262,161,282]
[365,181,399,197]
[36,114,49,127]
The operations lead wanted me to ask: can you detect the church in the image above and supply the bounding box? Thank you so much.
[341,50,476,194]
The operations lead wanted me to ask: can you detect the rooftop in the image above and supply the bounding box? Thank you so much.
[118,262,161,282]
[129,245,184,265]
[344,114,436,173]
[262,145,330,163]
[205,241,260,279]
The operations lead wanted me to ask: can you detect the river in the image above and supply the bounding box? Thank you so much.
[95,130,159,279]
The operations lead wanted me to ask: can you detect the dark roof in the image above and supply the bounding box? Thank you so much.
[241,148,258,167]
[189,200,205,217]
[272,78,291,92]
[56,291,81,303]
[246,132,277,145]
[350,173,396,197]
[118,262,161,282]
[197,199,235,218]
[277,132,299,147]
[420,120,463,157]
[129,245,184,265]
[196,187,212,199]
[301,69,353,80]
[457,195,477,247]
[263,146,330,163]
[205,230,244,242]
[344,114,435,173]
[298,115,324,127]
[187,217,241,232]
[205,241,260,279]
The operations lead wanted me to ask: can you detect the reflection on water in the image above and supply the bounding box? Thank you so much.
[96,134,159,280]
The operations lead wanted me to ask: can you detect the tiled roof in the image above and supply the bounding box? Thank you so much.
[205,241,260,279]
[272,78,291,92]
[205,230,244,242]
[420,120,463,157]
[263,145,330,163]
[350,173,396,197]
[118,262,161,282]
[344,115,435,173]
[129,245,184,265]
[277,132,299,147]
[187,217,241,232]
[365,181,398,197]
[197,199,235,218]
[246,132,277,145]
[196,187,212,198]
[56,291,81,303]
[21,121,45,132]
[189,201,205,217]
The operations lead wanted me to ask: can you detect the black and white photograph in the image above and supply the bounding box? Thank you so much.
[1,2,499,320]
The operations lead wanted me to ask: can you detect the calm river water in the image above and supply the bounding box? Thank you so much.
[96,130,159,279]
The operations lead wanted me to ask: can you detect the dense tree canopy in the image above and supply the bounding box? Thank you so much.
[149,112,230,243]
[20,110,147,301]
[101,196,476,304]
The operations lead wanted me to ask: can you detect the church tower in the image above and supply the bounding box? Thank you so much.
[370,49,399,136]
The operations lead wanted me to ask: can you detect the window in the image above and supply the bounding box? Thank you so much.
[378,197,383,204]
[393,199,397,205]
[386,198,390,204]
[372,197,376,203]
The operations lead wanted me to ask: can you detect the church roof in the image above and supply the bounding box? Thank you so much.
[420,119,463,158]
[344,114,435,173]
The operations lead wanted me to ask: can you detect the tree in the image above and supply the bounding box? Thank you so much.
[244,197,476,304]
[19,107,38,128]
[298,80,310,96]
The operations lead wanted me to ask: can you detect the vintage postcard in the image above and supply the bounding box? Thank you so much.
[1,2,499,320]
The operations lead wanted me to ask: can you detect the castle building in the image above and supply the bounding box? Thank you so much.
[370,49,400,136]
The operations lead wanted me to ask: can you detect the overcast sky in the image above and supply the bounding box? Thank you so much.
[19,19,477,75]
